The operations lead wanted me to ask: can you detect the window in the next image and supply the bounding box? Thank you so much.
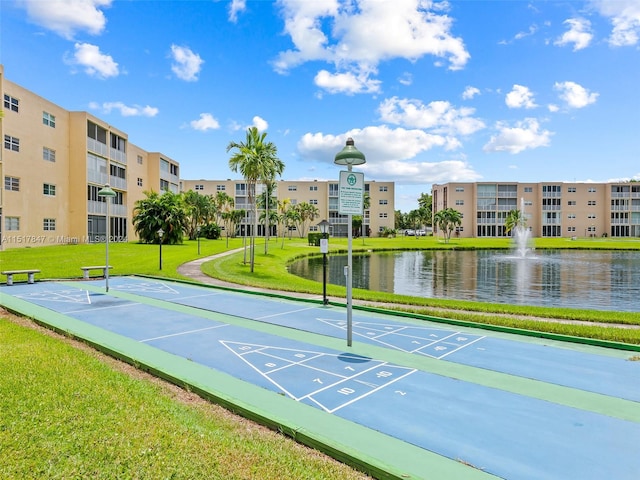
[588,187,597,193]
[567,200,576,206]
[43,184,56,196]
[455,199,464,206]
[137,155,143,165]
[379,213,388,218]
[4,176,19,191]
[379,199,388,205]
[288,185,297,191]
[567,214,576,219]
[5,217,20,231]
[567,187,576,193]
[588,200,597,206]
[309,185,318,191]
[195,184,204,190]
[4,135,19,152]
[87,121,107,143]
[216,184,226,191]
[43,218,56,231]
[587,214,596,219]
[43,147,56,162]
[567,226,576,232]
[455,187,464,192]
[170,163,178,176]
[379,186,388,192]
[110,133,126,152]
[160,179,169,191]
[110,164,126,179]
[43,112,56,128]
[137,177,143,187]
[4,94,19,112]
[524,187,533,193]
[309,199,318,205]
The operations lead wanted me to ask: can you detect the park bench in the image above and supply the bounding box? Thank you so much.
[80,265,113,279]
[1,269,41,286]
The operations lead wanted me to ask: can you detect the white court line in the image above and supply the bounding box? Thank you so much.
[65,302,138,314]
[256,306,317,320]
[175,292,222,301]
[140,324,229,343]
[297,362,388,403]
[437,336,486,359]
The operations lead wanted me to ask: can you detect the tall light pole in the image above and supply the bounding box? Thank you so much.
[97,184,116,292]
[158,228,164,270]
[334,138,366,347]
[317,219,330,306]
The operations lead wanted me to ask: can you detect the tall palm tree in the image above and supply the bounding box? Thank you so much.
[227,127,283,272]
[505,209,526,235]
[433,207,462,243]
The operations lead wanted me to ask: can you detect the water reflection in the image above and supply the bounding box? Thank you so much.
[289,250,640,312]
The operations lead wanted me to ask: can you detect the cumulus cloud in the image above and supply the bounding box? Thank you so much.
[19,0,111,39]
[378,97,485,136]
[250,116,269,131]
[314,69,382,95]
[190,113,220,131]
[66,42,119,78]
[554,81,599,108]
[483,118,553,154]
[505,85,537,109]
[462,86,480,100]
[554,18,593,51]
[591,0,640,47]
[170,45,204,81]
[89,101,158,117]
[273,0,469,94]
[297,126,481,184]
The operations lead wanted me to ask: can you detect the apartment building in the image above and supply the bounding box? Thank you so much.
[180,178,395,237]
[0,65,180,250]
[432,181,640,239]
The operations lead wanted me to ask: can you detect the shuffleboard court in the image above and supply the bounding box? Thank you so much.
[83,276,640,403]
[3,277,640,480]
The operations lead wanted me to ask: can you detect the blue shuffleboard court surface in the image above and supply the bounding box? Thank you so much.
[2,276,640,480]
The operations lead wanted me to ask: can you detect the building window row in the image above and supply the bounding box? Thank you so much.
[195,184,204,190]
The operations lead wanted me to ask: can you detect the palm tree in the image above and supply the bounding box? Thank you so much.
[212,191,234,226]
[505,209,526,235]
[257,180,279,254]
[227,127,283,272]
[433,207,462,243]
[132,190,187,244]
[291,202,319,238]
[182,190,214,240]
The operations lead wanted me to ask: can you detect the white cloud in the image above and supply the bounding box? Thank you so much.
[483,118,553,154]
[297,126,481,184]
[19,0,111,39]
[273,0,469,94]
[90,101,158,117]
[398,72,413,86]
[228,0,246,23]
[67,42,119,78]
[170,45,204,82]
[190,113,220,131]
[591,0,640,47]
[505,85,537,109]
[314,69,381,95]
[554,81,599,108]
[378,97,485,136]
[251,116,269,131]
[462,86,480,100]
[554,18,593,51]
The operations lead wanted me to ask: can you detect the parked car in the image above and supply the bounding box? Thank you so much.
[416,229,426,236]
[404,229,415,236]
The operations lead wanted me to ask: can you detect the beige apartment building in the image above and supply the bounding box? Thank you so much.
[432,181,640,239]
[0,65,180,250]
[180,179,395,237]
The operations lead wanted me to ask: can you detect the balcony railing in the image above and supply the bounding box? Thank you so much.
[87,170,108,185]
[110,176,127,190]
[110,148,127,164]
[87,138,108,157]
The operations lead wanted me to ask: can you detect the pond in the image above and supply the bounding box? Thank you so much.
[288,249,640,312]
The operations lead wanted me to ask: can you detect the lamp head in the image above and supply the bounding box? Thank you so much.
[334,137,366,166]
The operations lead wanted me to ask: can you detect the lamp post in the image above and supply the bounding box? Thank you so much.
[97,184,116,292]
[197,226,201,255]
[334,138,366,347]
[158,228,164,270]
[317,219,330,306]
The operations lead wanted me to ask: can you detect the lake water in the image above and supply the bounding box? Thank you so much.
[288,249,640,312]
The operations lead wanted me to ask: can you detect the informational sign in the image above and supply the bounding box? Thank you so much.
[338,170,364,215]
[320,238,328,254]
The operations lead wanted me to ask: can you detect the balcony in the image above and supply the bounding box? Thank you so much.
[87,138,108,157]
[87,169,108,185]
[110,176,127,190]
[110,148,127,164]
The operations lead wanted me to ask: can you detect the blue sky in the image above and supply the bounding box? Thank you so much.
[2,0,639,212]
